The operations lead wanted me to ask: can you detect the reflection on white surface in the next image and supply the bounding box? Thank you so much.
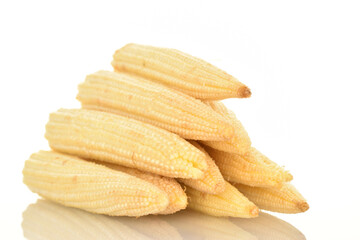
[22,199,305,240]
[163,210,256,240]
[232,212,306,240]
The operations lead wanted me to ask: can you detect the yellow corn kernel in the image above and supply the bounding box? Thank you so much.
[179,141,225,194]
[233,183,309,214]
[165,210,257,240]
[103,163,187,214]
[232,212,306,240]
[186,181,259,218]
[23,151,169,216]
[45,108,207,179]
[200,101,251,155]
[206,146,293,188]
[112,43,251,100]
[22,200,152,240]
[77,70,234,141]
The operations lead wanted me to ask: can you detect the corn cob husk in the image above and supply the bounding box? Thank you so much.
[121,216,183,240]
[23,151,169,216]
[102,162,187,214]
[22,200,151,240]
[200,101,251,155]
[179,141,225,194]
[77,70,234,141]
[112,43,251,100]
[205,146,293,188]
[186,181,259,218]
[233,183,309,214]
[164,210,257,240]
[45,108,207,179]
[232,212,306,240]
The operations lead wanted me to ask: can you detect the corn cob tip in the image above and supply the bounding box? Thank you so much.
[297,201,309,212]
[175,194,188,210]
[286,172,294,182]
[250,206,260,218]
[239,86,252,98]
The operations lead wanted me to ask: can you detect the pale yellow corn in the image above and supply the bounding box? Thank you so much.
[200,101,251,155]
[121,216,183,240]
[206,146,293,188]
[233,183,309,214]
[23,151,169,216]
[77,70,234,141]
[179,141,225,194]
[102,162,187,214]
[186,181,259,218]
[22,200,152,240]
[112,43,251,100]
[45,108,207,179]
[165,210,257,240]
[232,212,306,240]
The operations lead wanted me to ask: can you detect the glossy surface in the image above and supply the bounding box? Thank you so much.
[22,199,305,240]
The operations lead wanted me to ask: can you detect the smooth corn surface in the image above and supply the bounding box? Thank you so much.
[206,146,293,188]
[45,108,207,179]
[186,181,259,218]
[77,71,234,141]
[103,163,187,214]
[112,43,251,100]
[179,141,225,194]
[23,151,169,216]
[200,101,251,154]
[234,183,309,214]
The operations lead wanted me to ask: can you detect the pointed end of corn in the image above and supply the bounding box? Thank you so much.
[191,151,209,173]
[285,171,294,182]
[160,192,187,215]
[173,186,188,212]
[238,86,252,98]
[176,194,188,210]
[249,206,260,218]
[297,201,309,212]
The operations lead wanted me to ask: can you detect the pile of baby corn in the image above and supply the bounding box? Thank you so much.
[23,43,309,218]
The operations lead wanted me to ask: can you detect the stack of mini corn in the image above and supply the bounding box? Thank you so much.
[23,43,309,218]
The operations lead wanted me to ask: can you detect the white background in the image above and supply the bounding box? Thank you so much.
[1,0,359,239]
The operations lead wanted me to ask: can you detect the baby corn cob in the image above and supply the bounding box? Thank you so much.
[112,43,251,100]
[165,210,257,240]
[186,181,259,218]
[233,183,309,214]
[179,141,225,194]
[232,212,306,240]
[45,108,207,179]
[23,151,169,216]
[200,101,251,155]
[103,163,187,214]
[206,146,293,188]
[22,200,152,240]
[77,70,234,141]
